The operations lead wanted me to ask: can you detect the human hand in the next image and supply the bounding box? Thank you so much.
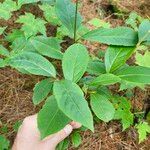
[12,115,81,150]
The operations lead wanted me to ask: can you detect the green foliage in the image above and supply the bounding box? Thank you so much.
[18,0,40,6]
[115,66,150,84]
[0,45,9,57]
[136,122,150,143]
[33,78,53,105]
[8,52,56,77]
[29,36,63,60]
[13,121,22,132]
[88,18,110,28]
[105,46,135,73]
[0,0,18,20]
[138,19,150,44]
[125,12,142,30]
[71,132,82,148]
[16,13,46,38]
[10,37,36,52]
[119,80,145,91]
[53,80,94,131]
[62,44,89,83]
[89,73,121,86]
[0,125,8,134]
[5,29,24,42]
[0,135,10,150]
[56,138,69,150]
[135,51,150,68]
[87,59,106,75]
[18,0,55,6]
[0,59,6,68]
[56,0,82,36]
[1,0,150,145]
[113,97,133,130]
[38,96,70,139]
[82,27,138,46]
[39,4,61,26]
[90,93,115,122]
[0,27,7,35]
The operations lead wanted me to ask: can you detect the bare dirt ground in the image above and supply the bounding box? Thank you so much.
[0,0,150,149]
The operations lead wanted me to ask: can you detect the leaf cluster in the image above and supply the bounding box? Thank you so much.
[0,0,150,147]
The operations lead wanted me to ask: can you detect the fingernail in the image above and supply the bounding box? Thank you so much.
[64,124,73,135]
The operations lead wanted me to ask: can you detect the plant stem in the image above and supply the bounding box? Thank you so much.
[74,0,79,43]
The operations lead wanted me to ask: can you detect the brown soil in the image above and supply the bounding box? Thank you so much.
[0,0,150,149]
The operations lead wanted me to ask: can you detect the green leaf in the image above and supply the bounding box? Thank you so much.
[29,36,63,60]
[97,86,112,99]
[125,12,140,30]
[135,51,150,68]
[56,138,69,150]
[90,93,115,122]
[71,132,82,148]
[88,18,110,28]
[5,29,24,42]
[18,0,40,6]
[87,59,106,75]
[8,52,56,77]
[0,135,10,150]
[56,0,82,35]
[113,97,133,130]
[119,80,145,91]
[136,122,150,143]
[11,37,36,52]
[89,73,121,86]
[53,80,94,131]
[0,0,18,20]
[0,27,7,35]
[62,44,89,83]
[33,78,53,105]
[105,46,135,73]
[0,45,9,57]
[138,19,150,44]
[39,4,61,26]
[0,125,8,134]
[13,121,22,132]
[82,27,138,46]
[0,59,6,68]
[18,0,54,6]
[115,66,150,84]
[56,25,70,39]
[38,96,70,139]
[76,25,90,38]
[16,13,46,38]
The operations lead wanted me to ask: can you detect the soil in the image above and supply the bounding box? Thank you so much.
[0,0,150,149]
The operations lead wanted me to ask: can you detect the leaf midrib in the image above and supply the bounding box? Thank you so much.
[10,59,53,76]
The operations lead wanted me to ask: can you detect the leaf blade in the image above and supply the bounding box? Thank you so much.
[62,44,89,83]
[29,36,63,60]
[38,96,70,139]
[53,80,94,131]
[33,78,53,105]
[56,0,82,35]
[82,27,138,46]
[90,73,121,86]
[91,93,115,122]
[8,52,56,77]
[105,46,135,73]
[115,66,150,84]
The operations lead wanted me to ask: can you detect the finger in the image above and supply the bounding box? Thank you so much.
[70,121,82,129]
[45,124,73,147]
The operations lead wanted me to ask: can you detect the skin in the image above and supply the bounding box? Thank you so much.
[12,115,81,150]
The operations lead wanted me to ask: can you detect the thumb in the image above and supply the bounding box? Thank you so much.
[45,124,73,147]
